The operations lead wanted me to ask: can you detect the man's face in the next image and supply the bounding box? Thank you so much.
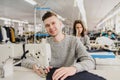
[44,16,62,37]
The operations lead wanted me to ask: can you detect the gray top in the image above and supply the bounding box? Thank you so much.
[21,35,95,73]
[47,35,95,72]
[79,35,91,50]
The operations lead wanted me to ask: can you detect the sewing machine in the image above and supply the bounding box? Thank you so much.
[25,39,51,67]
[0,45,14,78]
[0,39,51,78]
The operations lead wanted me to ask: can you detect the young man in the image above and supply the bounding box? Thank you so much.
[22,11,95,80]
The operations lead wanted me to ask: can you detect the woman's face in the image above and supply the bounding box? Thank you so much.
[75,23,83,34]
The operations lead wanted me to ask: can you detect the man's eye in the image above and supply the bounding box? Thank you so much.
[45,25,49,27]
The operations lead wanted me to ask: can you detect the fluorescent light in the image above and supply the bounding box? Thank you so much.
[25,0,37,6]
[0,17,11,21]
[12,20,28,24]
[20,20,29,24]
[12,20,20,23]
[57,15,65,21]
[0,17,28,24]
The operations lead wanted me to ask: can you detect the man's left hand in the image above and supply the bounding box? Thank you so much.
[52,66,77,80]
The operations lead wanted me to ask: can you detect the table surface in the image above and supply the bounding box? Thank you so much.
[1,67,120,80]
[0,67,45,80]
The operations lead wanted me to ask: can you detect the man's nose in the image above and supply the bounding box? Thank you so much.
[49,24,54,29]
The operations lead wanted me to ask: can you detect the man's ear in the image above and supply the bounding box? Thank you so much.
[59,21,65,29]
[59,20,62,26]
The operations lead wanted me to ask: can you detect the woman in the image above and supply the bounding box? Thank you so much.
[104,30,116,40]
[73,20,91,50]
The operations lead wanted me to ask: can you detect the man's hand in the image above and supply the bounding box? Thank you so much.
[76,29,79,36]
[44,66,53,74]
[33,65,45,76]
[52,67,77,80]
[33,65,53,77]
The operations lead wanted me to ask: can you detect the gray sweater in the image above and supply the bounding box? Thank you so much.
[79,35,91,50]
[21,35,95,72]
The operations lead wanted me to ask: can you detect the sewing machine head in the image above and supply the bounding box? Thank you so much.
[25,42,51,67]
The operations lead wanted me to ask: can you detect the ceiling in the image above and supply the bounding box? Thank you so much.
[0,0,120,31]
[84,0,120,31]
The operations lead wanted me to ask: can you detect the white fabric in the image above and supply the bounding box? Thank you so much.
[95,36,115,49]
[1,27,9,42]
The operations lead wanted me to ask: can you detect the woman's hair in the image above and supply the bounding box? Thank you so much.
[73,20,85,37]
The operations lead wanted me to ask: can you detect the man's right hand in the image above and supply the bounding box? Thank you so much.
[44,66,53,74]
[32,65,53,77]
[33,65,45,77]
